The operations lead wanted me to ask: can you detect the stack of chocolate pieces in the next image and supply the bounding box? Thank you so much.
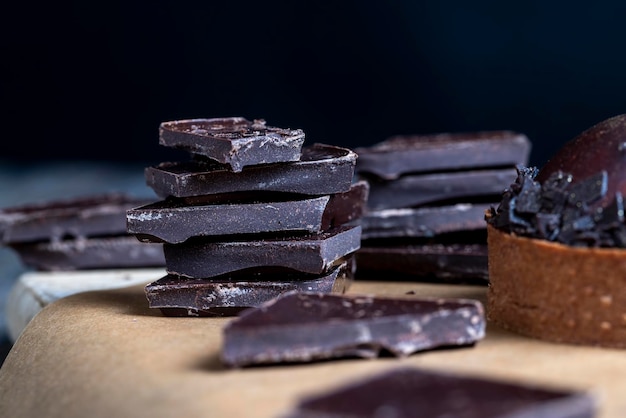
[354,131,531,283]
[127,117,367,316]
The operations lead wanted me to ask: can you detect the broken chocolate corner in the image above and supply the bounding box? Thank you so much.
[221,292,485,367]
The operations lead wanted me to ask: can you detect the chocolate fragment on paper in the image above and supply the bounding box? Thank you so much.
[221,292,485,367]
[159,117,305,172]
[287,368,596,418]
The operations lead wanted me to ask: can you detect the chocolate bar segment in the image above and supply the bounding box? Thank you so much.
[287,368,596,418]
[146,259,353,317]
[159,117,305,172]
[164,225,361,278]
[145,143,357,198]
[364,167,517,210]
[221,292,485,367]
[355,131,531,180]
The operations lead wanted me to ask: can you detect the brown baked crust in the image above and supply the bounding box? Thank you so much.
[487,224,626,348]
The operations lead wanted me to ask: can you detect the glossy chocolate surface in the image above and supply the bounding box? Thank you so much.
[159,117,305,172]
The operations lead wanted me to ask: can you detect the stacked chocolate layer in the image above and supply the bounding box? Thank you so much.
[127,117,367,316]
[354,131,531,283]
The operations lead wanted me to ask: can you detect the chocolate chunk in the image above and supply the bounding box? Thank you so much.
[355,243,488,282]
[361,203,492,240]
[9,236,165,271]
[363,167,517,210]
[355,131,531,180]
[0,193,151,245]
[127,183,368,244]
[146,259,354,317]
[221,292,484,367]
[164,225,361,278]
[145,143,357,198]
[287,368,596,418]
[158,117,305,172]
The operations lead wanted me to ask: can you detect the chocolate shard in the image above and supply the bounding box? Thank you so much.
[355,131,531,180]
[158,117,305,172]
[9,236,164,271]
[361,203,492,240]
[127,183,368,244]
[287,368,596,418]
[363,167,517,210]
[164,225,361,278]
[146,259,354,317]
[145,143,357,198]
[355,243,488,282]
[0,193,151,245]
[221,292,485,367]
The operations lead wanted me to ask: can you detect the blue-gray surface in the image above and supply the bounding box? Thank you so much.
[0,160,155,365]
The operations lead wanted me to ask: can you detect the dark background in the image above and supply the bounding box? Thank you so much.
[2,0,626,168]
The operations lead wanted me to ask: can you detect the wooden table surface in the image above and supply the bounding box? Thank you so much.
[0,280,624,418]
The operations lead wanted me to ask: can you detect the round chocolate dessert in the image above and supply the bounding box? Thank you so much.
[486,114,626,348]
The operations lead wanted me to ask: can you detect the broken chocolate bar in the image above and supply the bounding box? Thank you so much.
[355,243,488,282]
[146,259,353,317]
[221,292,485,367]
[355,131,531,180]
[145,143,357,198]
[127,182,368,244]
[287,368,596,418]
[10,236,165,271]
[360,203,492,240]
[164,225,361,278]
[0,193,151,244]
[364,167,517,210]
[158,117,305,172]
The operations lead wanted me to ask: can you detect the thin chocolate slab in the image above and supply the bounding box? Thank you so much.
[159,117,305,172]
[361,203,492,240]
[355,131,531,180]
[10,236,165,271]
[145,143,357,198]
[146,259,353,317]
[0,193,151,245]
[355,243,488,282]
[164,225,361,278]
[364,167,517,210]
[221,292,485,367]
[127,182,368,244]
[287,368,596,418]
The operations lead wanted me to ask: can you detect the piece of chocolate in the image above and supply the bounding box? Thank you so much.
[355,131,531,180]
[355,243,488,282]
[221,292,484,367]
[287,368,596,418]
[158,117,305,172]
[146,259,353,317]
[145,143,357,198]
[0,193,151,245]
[361,203,492,240]
[363,167,517,210]
[164,225,361,278]
[127,182,368,244]
[10,236,165,271]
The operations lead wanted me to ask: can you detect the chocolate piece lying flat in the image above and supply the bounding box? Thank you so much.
[221,292,484,367]
[0,193,150,244]
[287,368,596,418]
[355,131,531,180]
[127,182,368,244]
[356,243,488,282]
[159,117,305,172]
[10,236,165,271]
[145,143,357,198]
[361,203,492,240]
[165,225,361,278]
[146,260,353,317]
[364,167,517,210]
